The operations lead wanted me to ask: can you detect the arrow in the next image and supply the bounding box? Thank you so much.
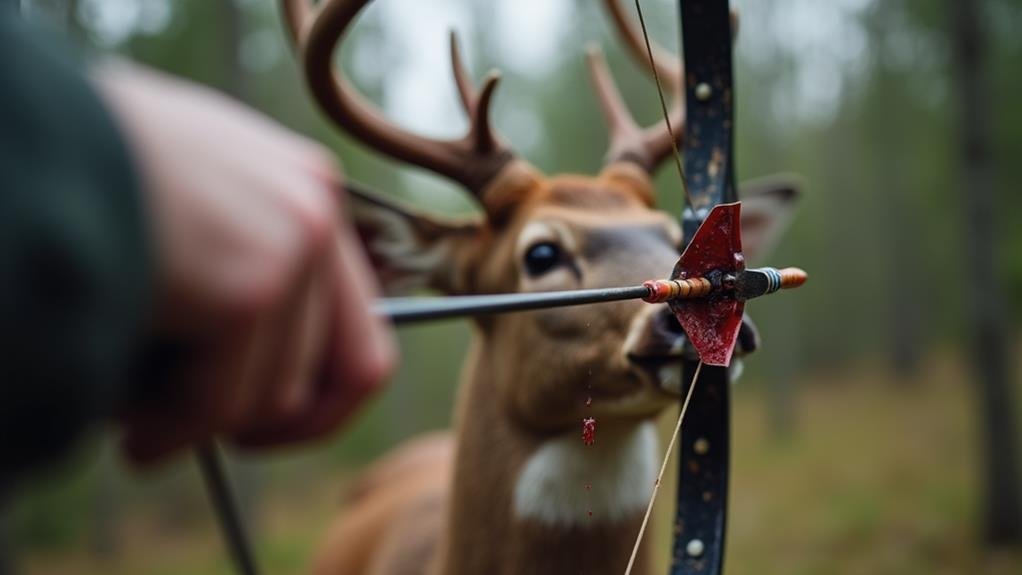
[375,204,806,367]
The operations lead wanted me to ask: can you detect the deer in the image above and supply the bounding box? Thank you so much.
[279,1,797,573]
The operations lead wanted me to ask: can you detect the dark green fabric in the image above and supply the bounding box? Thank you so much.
[0,15,152,477]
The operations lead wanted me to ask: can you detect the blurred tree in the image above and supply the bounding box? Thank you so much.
[949,0,1022,546]
[871,0,925,378]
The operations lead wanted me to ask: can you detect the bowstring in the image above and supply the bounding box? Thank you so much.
[621,4,703,573]
[632,0,692,209]
[623,360,703,575]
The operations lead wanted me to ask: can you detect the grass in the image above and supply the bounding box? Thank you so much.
[15,352,1022,574]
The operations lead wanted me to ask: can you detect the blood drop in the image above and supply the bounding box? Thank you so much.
[582,417,597,446]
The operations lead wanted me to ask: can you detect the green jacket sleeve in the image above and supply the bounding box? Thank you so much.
[0,15,152,476]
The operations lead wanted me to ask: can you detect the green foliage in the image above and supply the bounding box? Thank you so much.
[12,472,92,549]
[10,442,102,550]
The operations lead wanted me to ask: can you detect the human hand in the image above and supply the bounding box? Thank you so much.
[95,64,395,464]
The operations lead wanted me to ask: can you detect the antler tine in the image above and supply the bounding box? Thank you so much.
[602,0,682,91]
[602,0,740,96]
[585,46,646,167]
[449,31,503,154]
[281,0,313,46]
[449,31,475,114]
[283,0,530,208]
[596,0,685,173]
[470,72,502,153]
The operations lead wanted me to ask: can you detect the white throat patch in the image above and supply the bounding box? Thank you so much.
[512,421,658,527]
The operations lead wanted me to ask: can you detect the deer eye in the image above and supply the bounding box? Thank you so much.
[523,242,562,277]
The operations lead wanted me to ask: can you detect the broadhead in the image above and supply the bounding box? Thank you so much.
[657,203,806,367]
[669,203,745,367]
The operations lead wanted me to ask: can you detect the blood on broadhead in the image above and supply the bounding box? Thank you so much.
[669,203,745,367]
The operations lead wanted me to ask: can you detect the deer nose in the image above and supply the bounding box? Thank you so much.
[625,305,689,364]
[652,304,686,339]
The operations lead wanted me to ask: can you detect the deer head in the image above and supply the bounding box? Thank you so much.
[280,0,797,432]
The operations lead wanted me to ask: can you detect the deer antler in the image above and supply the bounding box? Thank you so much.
[588,0,685,173]
[585,46,681,172]
[280,0,533,211]
[593,0,740,174]
[602,0,686,90]
[448,31,505,155]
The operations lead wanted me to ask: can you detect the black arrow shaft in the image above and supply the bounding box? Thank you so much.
[375,267,806,325]
[376,285,652,325]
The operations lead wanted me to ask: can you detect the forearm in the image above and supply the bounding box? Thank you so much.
[0,14,153,476]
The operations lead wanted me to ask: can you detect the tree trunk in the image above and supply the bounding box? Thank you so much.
[949,0,1022,547]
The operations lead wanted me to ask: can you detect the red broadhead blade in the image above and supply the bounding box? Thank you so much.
[669,203,746,366]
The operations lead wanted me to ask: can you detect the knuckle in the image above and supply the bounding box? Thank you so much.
[222,271,287,323]
[288,184,339,259]
[205,255,295,325]
[346,340,396,394]
[266,387,304,422]
[299,189,340,252]
[306,147,343,183]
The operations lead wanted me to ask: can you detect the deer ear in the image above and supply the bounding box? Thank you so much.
[346,185,482,295]
[737,174,802,264]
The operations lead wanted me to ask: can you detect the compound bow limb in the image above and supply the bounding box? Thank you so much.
[668,1,741,573]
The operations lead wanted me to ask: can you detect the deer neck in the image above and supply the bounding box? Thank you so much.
[437,339,657,575]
